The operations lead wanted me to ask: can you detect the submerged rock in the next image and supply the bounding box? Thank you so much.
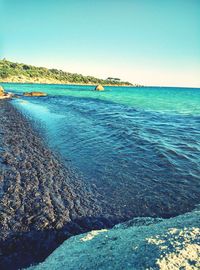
[95,84,104,91]
[29,210,200,270]
[23,92,48,97]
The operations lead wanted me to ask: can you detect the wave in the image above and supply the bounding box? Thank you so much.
[11,93,200,220]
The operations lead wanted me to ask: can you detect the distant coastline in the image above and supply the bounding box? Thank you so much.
[0,80,137,87]
[0,59,141,87]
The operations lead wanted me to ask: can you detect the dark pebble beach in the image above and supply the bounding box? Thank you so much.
[0,101,118,270]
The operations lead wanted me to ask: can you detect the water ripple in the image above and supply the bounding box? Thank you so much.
[11,89,200,219]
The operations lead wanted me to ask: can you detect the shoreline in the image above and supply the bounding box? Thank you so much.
[0,80,135,87]
[0,100,118,270]
[3,81,200,89]
[0,99,199,269]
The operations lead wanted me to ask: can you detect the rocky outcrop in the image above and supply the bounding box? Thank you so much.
[0,85,12,99]
[95,84,104,91]
[0,85,4,94]
[23,92,48,97]
[29,210,200,270]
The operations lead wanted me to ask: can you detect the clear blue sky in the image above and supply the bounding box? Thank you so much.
[1,0,200,87]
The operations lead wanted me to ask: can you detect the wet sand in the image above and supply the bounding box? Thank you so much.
[0,101,117,270]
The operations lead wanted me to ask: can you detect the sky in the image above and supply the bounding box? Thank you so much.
[0,0,200,87]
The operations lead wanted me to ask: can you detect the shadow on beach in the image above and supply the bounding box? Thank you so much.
[0,216,119,270]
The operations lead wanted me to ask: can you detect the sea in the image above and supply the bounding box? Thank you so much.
[3,83,200,219]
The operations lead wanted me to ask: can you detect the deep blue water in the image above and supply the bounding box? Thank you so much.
[3,83,200,218]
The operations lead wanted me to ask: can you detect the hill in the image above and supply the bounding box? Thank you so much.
[0,59,133,86]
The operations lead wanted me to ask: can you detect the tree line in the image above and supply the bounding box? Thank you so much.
[0,59,133,86]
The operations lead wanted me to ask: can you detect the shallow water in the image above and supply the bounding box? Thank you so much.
[3,83,200,218]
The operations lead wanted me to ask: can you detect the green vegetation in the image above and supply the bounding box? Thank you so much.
[0,59,133,86]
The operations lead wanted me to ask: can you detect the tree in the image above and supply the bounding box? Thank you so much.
[0,69,9,78]
[22,64,30,70]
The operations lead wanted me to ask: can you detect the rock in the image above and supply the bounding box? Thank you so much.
[29,210,200,270]
[95,84,104,91]
[0,85,4,95]
[0,85,13,99]
[23,92,48,97]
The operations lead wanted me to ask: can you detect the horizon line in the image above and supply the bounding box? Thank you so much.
[1,57,200,89]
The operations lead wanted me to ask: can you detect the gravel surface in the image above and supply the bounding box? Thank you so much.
[0,101,116,270]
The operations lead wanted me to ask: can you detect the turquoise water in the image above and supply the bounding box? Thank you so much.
[3,83,200,218]
[4,83,200,115]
